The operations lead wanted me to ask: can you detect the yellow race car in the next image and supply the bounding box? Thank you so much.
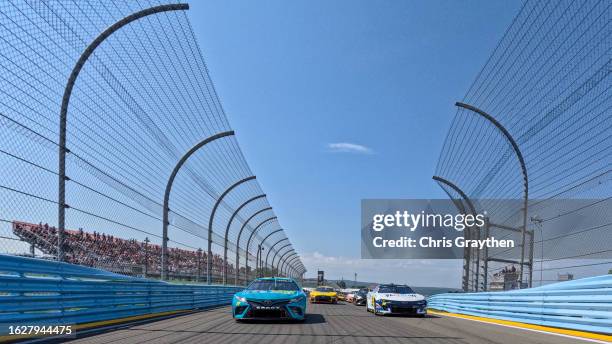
[309,286,338,304]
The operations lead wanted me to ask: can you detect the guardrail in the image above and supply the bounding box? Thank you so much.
[0,254,243,333]
[427,275,612,334]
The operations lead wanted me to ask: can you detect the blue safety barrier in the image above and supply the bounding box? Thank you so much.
[0,255,243,333]
[427,274,612,334]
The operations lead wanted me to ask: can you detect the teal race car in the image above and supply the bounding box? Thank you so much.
[232,277,307,321]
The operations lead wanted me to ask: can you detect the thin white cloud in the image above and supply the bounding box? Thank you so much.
[327,142,373,154]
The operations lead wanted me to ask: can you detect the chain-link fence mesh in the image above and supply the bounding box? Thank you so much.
[435,0,611,290]
[0,0,302,285]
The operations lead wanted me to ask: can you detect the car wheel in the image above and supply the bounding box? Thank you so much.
[373,305,382,316]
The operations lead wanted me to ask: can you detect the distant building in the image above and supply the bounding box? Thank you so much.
[558,273,574,281]
[317,270,325,286]
[489,265,521,291]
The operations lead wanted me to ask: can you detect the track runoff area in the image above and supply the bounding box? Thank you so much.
[63,302,610,344]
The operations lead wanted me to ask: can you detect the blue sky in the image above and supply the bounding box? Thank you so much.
[187,0,521,287]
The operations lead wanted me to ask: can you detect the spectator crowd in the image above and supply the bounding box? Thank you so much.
[12,221,241,280]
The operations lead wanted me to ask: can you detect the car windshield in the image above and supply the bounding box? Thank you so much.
[247,280,299,291]
[378,285,414,294]
[315,287,334,292]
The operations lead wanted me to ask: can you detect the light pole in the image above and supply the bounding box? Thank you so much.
[256,244,264,277]
[197,248,203,282]
[143,237,149,278]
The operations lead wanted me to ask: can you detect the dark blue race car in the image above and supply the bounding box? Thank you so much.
[232,277,307,321]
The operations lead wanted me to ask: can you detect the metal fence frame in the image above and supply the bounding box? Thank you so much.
[58,3,190,262]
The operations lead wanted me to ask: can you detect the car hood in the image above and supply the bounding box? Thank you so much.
[237,290,302,300]
[378,293,425,301]
[311,291,336,296]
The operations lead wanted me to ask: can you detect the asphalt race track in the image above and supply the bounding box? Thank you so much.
[67,302,586,344]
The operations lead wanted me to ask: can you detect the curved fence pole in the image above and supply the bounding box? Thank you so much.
[244,217,278,281]
[58,3,189,262]
[256,228,283,276]
[281,252,298,277]
[222,194,266,284]
[234,207,272,285]
[455,102,529,287]
[295,267,301,279]
[161,131,235,280]
[433,178,469,216]
[293,265,303,279]
[277,250,295,277]
[432,176,476,214]
[265,238,289,276]
[432,175,477,291]
[285,255,300,277]
[288,256,301,277]
[271,243,292,274]
[206,176,256,284]
[279,252,294,277]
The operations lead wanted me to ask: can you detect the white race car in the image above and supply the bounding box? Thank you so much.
[366,284,427,316]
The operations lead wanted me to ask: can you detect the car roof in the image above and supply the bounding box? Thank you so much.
[253,277,295,282]
[378,283,411,287]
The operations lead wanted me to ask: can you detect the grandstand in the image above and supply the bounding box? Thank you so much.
[12,221,245,281]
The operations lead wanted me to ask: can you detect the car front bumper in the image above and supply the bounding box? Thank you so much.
[310,295,337,303]
[233,299,306,320]
[375,301,427,315]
